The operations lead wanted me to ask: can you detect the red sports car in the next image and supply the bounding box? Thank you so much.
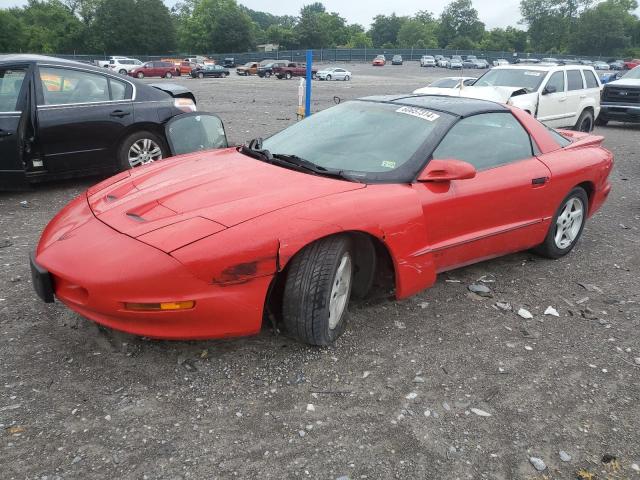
[31,96,613,345]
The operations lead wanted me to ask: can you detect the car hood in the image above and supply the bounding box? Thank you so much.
[87,148,365,242]
[459,86,533,103]
[606,78,640,87]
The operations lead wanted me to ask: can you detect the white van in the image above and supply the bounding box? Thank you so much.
[460,64,602,131]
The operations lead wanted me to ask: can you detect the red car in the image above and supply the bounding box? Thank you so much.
[372,55,386,66]
[31,97,613,345]
[623,58,640,70]
[129,61,178,79]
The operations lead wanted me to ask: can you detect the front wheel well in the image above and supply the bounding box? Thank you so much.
[263,231,396,327]
[575,181,595,211]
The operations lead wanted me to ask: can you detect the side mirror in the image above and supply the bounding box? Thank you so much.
[165,113,228,156]
[543,85,557,95]
[417,159,476,182]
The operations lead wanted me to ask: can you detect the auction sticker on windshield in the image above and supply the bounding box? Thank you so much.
[395,106,440,122]
[524,71,542,76]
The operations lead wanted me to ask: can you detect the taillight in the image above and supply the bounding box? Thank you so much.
[174,98,196,113]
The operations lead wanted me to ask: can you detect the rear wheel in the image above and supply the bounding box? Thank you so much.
[283,236,354,346]
[119,69,127,75]
[198,72,204,79]
[137,72,144,79]
[534,187,588,259]
[344,75,350,81]
[165,71,173,79]
[574,109,594,132]
[118,131,167,170]
[265,71,271,78]
[285,72,292,80]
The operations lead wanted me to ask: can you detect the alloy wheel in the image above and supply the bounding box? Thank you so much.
[328,253,352,330]
[554,197,584,249]
[128,138,163,168]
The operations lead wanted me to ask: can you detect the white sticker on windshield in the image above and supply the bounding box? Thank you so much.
[524,71,541,76]
[381,160,396,169]
[396,106,440,122]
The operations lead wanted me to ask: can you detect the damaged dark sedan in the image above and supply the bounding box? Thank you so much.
[0,55,199,190]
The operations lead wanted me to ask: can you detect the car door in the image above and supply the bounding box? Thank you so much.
[537,70,569,127]
[0,65,30,186]
[333,68,345,80]
[35,65,134,173]
[564,69,585,126]
[413,112,553,272]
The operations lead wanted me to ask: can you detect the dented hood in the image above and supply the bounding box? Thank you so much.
[87,148,365,242]
[458,86,531,103]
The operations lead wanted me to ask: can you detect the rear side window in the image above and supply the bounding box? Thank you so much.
[0,69,26,112]
[583,69,599,88]
[567,70,584,90]
[546,126,572,148]
[109,78,130,101]
[39,67,109,105]
[433,113,533,171]
[546,71,565,92]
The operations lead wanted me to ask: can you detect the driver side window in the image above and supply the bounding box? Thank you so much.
[432,113,534,171]
[545,71,565,93]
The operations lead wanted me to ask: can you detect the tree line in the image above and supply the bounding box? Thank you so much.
[0,0,639,57]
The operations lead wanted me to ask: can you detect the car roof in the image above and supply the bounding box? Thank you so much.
[358,94,507,117]
[493,64,591,71]
[0,54,106,72]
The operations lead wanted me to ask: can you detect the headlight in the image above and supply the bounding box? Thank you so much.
[174,98,197,113]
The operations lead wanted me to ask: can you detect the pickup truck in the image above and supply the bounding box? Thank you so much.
[94,56,130,68]
[273,63,317,79]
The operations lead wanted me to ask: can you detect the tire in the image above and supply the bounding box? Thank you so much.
[137,72,144,79]
[265,71,271,78]
[283,236,354,346]
[197,72,204,79]
[326,74,332,81]
[117,130,167,170]
[312,73,317,80]
[119,69,127,75]
[225,72,229,77]
[595,116,608,126]
[533,187,588,259]
[344,75,350,81]
[574,109,594,132]
[285,72,292,80]
[165,71,173,79]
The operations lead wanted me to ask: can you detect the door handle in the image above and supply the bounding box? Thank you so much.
[532,177,548,186]
[580,95,587,99]
[0,130,13,138]
[110,110,131,118]
[558,98,567,102]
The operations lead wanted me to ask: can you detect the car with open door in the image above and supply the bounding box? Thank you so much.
[31,95,612,346]
[0,54,200,190]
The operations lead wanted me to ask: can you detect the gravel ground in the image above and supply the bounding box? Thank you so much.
[1,62,639,480]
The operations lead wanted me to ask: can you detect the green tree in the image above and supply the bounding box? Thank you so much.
[438,0,485,48]
[0,9,25,52]
[569,0,637,55]
[397,19,437,48]
[369,13,407,47]
[265,24,298,49]
[479,27,528,52]
[135,0,176,53]
[346,31,372,48]
[91,0,139,53]
[178,0,254,53]
[19,0,83,53]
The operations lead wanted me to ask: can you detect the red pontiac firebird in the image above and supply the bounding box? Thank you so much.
[31,96,613,346]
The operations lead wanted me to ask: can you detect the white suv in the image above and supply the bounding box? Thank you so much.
[460,64,602,131]
[108,58,143,75]
[420,55,436,67]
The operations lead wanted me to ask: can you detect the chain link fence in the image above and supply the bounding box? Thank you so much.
[42,47,614,66]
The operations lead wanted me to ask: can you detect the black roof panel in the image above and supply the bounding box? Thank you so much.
[358,94,508,117]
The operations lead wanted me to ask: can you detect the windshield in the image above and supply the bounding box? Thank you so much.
[430,78,460,88]
[474,68,545,91]
[622,66,640,79]
[260,101,449,177]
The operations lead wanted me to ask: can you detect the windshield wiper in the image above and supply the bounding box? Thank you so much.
[239,139,358,182]
[271,153,359,182]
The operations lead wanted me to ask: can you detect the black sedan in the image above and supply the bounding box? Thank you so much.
[0,54,198,189]
[190,64,230,78]
[391,55,403,65]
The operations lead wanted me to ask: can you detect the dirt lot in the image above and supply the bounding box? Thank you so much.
[1,62,639,479]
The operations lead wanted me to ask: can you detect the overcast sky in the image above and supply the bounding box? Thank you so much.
[0,0,524,28]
